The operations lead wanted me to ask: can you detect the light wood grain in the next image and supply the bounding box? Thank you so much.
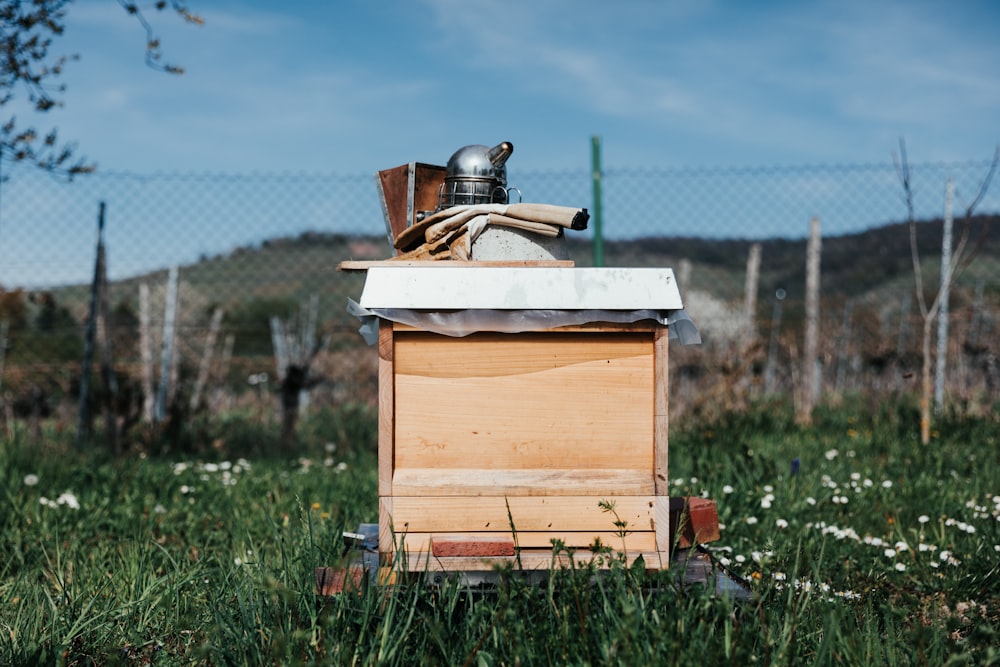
[379,497,393,555]
[654,327,670,495]
[378,319,394,497]
[393,530,656,552]
[392,468,653,496]
[393,332,654,471]
[389,495,657,533]
[397,550,667,572]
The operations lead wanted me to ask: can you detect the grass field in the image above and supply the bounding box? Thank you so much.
[2,399,999,665]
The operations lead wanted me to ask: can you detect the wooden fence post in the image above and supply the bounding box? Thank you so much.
[798,217,821,424]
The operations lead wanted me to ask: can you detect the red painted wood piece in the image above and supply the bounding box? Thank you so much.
[431,536,517,558]
[315,566,365,595]
[670,496,721,548]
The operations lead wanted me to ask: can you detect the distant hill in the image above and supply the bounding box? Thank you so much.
[572,214,1000,313]
[40,214,1000,347]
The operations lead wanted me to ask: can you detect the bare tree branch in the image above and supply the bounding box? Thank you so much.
[0,1,202,180]
[893,137,928,317]
[116,0,203,75]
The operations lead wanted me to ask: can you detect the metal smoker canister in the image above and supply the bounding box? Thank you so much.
[437,141,514,209]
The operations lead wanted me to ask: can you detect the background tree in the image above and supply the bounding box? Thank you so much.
[0,0,202,179]
[894,139,999,444]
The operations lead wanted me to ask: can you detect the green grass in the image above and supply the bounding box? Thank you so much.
[2,399,999,665]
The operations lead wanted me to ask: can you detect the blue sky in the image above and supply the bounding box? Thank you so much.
[2,0,1000,289]
[36,0,1000,174]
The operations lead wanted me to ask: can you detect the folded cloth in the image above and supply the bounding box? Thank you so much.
[394,203,507,251]
[487,213,562,237]
[393,203,587,252]
[391,203,588,259]
[503,204,589,230]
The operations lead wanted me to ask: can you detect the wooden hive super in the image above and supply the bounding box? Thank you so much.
[358,265,694,572]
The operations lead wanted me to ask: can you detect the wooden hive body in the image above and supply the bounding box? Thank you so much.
[361,266,684,572]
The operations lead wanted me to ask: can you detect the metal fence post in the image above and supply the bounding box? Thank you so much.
[591,135,604,267]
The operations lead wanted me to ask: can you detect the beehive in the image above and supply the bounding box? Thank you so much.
[357,265,694,572]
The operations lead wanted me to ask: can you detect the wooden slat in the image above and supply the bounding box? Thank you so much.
[392,320,662,333]
[389,496,657,533]
[378,319,394,497]
[398,550,667,572]
[654,326,670,495]
[379,497,393,555]
[393,530,656,553]
[339,259,575,271]
[392,468,653,497]
[394,332,653,471]
[655,496,672,552]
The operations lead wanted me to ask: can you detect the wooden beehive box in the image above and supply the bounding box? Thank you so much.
[358,265,689,572]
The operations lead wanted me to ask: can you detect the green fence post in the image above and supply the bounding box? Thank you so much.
[591,135,604,267]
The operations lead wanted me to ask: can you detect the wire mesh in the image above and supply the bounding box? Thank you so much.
[0,157,997,434]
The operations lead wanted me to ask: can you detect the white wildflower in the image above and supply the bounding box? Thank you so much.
[23,474,39,486]
[895,562,906,572]
[882,480,893,489]
[918,515,929,524]
[825,449,839,460]
[57,492,79,510]
[775,518,788,529]
[722,484,734,494]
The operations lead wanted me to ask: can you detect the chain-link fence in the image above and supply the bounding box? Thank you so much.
[1,157,998,438]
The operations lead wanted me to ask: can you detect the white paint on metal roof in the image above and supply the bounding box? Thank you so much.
[359,267,684,310]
